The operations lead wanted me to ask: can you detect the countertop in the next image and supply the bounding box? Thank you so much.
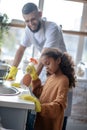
[77,77,87,82]
[0,81,35,110]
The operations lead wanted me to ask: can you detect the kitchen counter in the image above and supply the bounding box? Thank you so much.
[0,81,35,110]
[0,69,35,110]
[0,90,35,110]
[0,80,35,130]
[77,77,87,82]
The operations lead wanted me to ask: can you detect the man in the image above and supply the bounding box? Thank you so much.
[6,2,66,80]
[6,2,69,130]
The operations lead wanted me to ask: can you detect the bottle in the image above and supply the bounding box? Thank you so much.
[21,58,38,87]
[22,58,29,73]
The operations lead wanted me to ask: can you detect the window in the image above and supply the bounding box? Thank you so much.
[0,0,87,65]
[0,0,39,20]
[0,0,39,67]
[43,0,84,63]
[82,37,87,62]
[43,0,83,31]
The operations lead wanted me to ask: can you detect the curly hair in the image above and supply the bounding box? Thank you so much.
[41,48,76,88]
[60,52,76,88]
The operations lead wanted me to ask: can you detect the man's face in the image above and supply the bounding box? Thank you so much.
[23,11,41,32]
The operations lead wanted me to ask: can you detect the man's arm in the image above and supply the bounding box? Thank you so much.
[5,45,26,80]
[12,45,26,67]
[36,61,43,75]
[36,48,49,75]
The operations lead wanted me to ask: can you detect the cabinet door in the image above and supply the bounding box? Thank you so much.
[0,107,28,130]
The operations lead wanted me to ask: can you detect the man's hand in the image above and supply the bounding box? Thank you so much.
[20,94,41,112]
[5,66,18,80]
[26,65,38,80]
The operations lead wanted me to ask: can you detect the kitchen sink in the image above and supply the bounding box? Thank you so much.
[0,84,20,96]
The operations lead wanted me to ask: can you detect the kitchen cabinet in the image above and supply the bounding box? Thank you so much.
[0,107,28,130]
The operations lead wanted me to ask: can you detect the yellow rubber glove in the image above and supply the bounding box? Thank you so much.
[11,82,21,88]
[26,65,38,80]
[5,66,18,80]
[20,94,41,112]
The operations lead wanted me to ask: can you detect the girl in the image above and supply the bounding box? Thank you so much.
[21,48,76,130]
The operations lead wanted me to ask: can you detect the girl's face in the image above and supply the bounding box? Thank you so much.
[41,56,60,75]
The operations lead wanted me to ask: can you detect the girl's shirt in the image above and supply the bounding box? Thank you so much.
[32,74,69,130]
[32,74,69,117]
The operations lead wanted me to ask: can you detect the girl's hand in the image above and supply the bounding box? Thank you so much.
[26,65,38,80]
[20,94,41,112]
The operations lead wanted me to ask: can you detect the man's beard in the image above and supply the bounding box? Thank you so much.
[29,22,41,33]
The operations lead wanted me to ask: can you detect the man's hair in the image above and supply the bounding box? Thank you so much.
[22,3,38,14]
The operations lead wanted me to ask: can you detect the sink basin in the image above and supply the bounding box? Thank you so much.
[0,84,20,96]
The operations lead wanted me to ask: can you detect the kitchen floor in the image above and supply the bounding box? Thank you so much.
[66,117,87,130]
